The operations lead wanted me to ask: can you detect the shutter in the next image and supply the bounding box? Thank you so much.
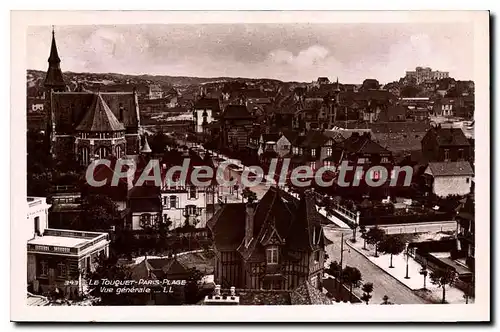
[176,196,180,209]
[164,197,169,209]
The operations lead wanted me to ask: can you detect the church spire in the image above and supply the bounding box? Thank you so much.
[44,26,65,91]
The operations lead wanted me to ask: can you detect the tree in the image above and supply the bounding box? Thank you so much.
[361,282,374,305]
[150,131,169,154]
[365,227,386,257]
[359,225,368,250]
[381,295,393,305]
[242,187,257,203]
[378,235,406,268]
[184,268,205,304]
[327,260,342,280]
[419,266,429,290]
[85,254,135,305]
[80,194,119,231]
[341,266,362,302]
[400,85,422,98]
[430,268,457,304]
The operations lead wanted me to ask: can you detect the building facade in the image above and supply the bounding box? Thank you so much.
[27,197,110,298]
[405,67,450,85]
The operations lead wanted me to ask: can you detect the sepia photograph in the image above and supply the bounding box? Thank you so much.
[10,10,490,322]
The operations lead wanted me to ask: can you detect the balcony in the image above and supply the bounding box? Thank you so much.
[27,229,109,257]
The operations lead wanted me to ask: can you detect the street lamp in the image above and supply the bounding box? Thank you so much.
[404,243,411,279]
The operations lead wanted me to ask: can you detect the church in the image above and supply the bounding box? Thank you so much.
[43,29,142,165]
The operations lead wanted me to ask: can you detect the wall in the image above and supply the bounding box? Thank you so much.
[27,198,50,241]
[433,175,472,198]
[276,136,292,157]
[161,191,207,229]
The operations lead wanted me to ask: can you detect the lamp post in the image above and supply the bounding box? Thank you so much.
[404,243,410,279]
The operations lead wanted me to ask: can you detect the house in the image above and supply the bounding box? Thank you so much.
[456,196,475,271]
[219,105,254,151]
[148,84,164,100]
[421,127,472,162]
[27,197,110,298]
[193,97,221,134]
[424,161,474,197]
[207,187,326,290]
[377,105,406,122]
[129,184,162,231]
[433,98,458,117]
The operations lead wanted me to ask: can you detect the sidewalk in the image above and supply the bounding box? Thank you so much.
[347,239,471,304]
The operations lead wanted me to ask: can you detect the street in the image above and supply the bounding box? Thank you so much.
[323,228,429,304]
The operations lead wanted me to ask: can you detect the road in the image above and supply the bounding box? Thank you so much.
[323,228,429,304]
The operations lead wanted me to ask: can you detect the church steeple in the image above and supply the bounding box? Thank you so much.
[44,26,66,91]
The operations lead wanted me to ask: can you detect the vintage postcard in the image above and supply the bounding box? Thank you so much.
[11,10,490,322]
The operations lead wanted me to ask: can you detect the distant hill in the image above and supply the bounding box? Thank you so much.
[26,69,285,98]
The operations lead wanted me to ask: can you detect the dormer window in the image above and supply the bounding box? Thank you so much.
[311,149,316,157]
[266,246,279,265]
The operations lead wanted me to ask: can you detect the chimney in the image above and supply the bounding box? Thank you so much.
[244,202,256,247]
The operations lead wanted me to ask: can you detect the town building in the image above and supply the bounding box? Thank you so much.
[207,187,326,290]
[405,67,450,85]
[423,161,474,197]
[456,196,475,271]
[27,197,110,298]
[421,126,472,162]
[43,29,141,164]
[219,105,255,151]
[192,97,220,134]
[148,84,164,99]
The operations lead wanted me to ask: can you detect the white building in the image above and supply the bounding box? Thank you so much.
[192,97,220,133]
[424,161,474,197]
[26,197,110,298]
[405,67,450,85]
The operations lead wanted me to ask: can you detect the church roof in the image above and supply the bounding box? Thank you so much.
[44,29,65,89]
[76,93,125,132]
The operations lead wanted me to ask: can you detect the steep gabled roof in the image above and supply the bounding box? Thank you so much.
[221,105,254,119]
[76,93,125,132]
[336,133,391,155]
[430,127,470,146]
[425,161,474,177]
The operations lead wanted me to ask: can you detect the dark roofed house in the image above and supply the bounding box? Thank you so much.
[219,105,255,151]
[421,127,471,162]
[207,187,326,291]
[128,184,162,231]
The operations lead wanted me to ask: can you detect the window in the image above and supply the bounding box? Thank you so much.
[140,214,152,228]
[458,149,464,161]
[381,157,389,163]
[115,145,122,158]
[266,246,279,265]
[185,205,197,216]
[324,160,332,167]
[293,147,299,155]
[466,177,470,184]
[57,262,67,278]
[444,149,450,161]
[80,147,89,165]
[311,275,318,288]
[163,196,168,207]
[34,216,40,235]
[326,147,332,157]
[40,260,48,277]
[170,196,178,209]
[310,162,316,171]
[311,149,316,157]
[189,186,197,199]
[283,144,290,150]
[314,251,320,263]
[96,146,109,159]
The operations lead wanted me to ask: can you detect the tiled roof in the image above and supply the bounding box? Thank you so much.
[221,105,253,119]
[75,93,126,132]
[431,127,471,146]
[336,133,391,155]
[299,130,330,148]
[52,92,138,134]
[237,290,291,305]
[194,97,220,111]
[290,281,334,305]
[426,161,474,177]
[130,257,190,280]
[262,133,280,142]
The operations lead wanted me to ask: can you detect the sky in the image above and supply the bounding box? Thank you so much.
[26,23,474,84]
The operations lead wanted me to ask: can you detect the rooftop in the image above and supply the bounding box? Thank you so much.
[27,229,109,256]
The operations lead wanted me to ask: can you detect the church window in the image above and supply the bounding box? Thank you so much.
[80,147,89,165]
[266,246,279,265]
